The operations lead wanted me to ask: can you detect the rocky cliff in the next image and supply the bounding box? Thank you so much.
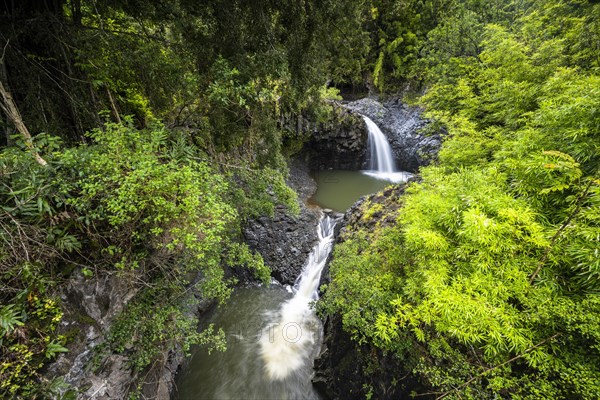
[283,98,440,174]
[243,159,321,285]
[46,270,213,400]
[344,98,441,172]
[47,158,323,400]
[293,105,368,171]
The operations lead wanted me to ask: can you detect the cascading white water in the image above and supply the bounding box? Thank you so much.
[260,215,337,381]
[365,116,396,173]
[176,216,336,399]
[362,116,413,183]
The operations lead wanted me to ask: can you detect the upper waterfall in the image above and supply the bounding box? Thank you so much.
[362,115,413,184]
[364,115,396,173]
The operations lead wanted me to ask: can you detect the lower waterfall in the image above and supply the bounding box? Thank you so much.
[260,215,337,380]
[176,215,337,399]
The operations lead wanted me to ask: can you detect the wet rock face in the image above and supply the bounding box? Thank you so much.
[46,272,138,399]
[296,105,368,171]
[313,314,364,399]
[345,98,442,172]
[47,271,212,400]
[243,204,320,284]
[243,159,321,285]
[290,98,440,173]
[314,312,421,400]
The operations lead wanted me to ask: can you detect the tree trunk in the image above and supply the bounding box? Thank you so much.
[106,86,122,124]
[0,75,48,166]
[72,0,82,25]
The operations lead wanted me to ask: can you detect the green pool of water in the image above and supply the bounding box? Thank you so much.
[309,170,408,212]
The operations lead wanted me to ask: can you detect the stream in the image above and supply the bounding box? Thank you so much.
[175,286,323,400]
[176,217,337,400]
[176,115,407,399]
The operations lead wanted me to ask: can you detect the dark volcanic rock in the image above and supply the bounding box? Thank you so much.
[46,271,137,399]
[345,98,442,172]
[313,314,364,399]
[243,159,321,284]
[287,98,440,174]
[243,204,320,284]
[46,270,212,400]
[314,312,423,400]
[296,104,368,171]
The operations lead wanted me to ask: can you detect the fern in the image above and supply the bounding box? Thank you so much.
[0,305,24,337]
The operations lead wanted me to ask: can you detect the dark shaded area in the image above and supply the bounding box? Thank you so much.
[296,106,368,171]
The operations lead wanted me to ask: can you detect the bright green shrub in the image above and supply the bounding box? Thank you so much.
[322,1,600,397]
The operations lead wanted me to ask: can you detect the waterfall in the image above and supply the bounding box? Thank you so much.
[365,116,396,173]
[363,116,413,183]
[260,215,337,381]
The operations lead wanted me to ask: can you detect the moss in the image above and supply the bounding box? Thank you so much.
[362,202,384,223]
[63,327,82,344]
[74,312,97,326]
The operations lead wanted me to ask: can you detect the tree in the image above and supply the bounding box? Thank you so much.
[0,60,47,166]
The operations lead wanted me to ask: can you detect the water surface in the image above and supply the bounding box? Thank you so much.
[175,285,323,400]
[309,170,411,212]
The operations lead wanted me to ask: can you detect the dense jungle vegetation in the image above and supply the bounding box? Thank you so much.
[0,0,598,399]
[320,0,600,399]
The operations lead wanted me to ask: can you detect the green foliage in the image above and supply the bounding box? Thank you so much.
[319,86,343,102]
[4,0,598,398]
[390,168,551,357]
[227,165,300,220]
[74,9,188,125]
[0,119,275,396]
[322,0,600,398]
[365,0,431,90]
[0,283,66,398]
[0,305,24,336]
[362,201,384,222]
[0,0,373,397]
[416,7,485,83]
[59,120,238,288]
[0,138,77,397]
[319,195,408,351]
[97,284,226,372]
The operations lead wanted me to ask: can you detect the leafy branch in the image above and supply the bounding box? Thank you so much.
[435,333,562,400]
[529,177,596,284]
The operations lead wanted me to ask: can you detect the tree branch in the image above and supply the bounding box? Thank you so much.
[529,178,595,283]
[435,333,561,400]
[106,86,122,124]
